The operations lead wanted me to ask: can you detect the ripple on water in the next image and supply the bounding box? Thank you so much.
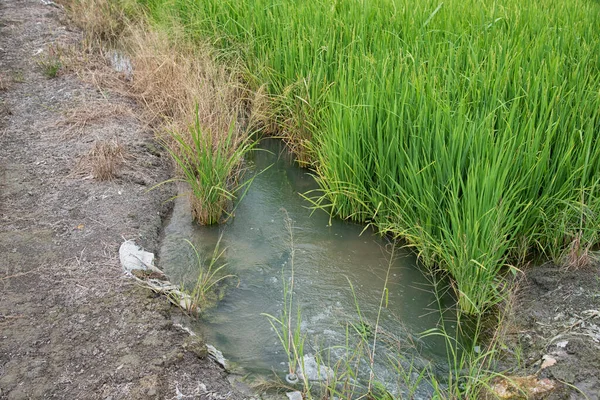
[159,139,455,395]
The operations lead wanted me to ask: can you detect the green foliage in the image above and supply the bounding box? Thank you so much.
[170,236,234,315]
[162,109,255,225]
[38,46,63,78]
[139,0,600,314]
[40,60,62,78]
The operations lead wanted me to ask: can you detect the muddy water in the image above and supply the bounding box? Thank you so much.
[159,139,453,395]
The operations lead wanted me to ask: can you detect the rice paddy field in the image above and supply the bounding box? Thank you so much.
[137,0,600,315]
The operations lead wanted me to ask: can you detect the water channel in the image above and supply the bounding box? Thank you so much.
[159,139,455,397]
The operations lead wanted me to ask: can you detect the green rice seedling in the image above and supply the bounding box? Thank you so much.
[162,108,256,225]
[170,236,235,315]
[262,213,311,395]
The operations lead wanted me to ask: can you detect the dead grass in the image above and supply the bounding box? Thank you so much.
[563,233,598,270]
[56,0,137,46]
[60,0,263,224]
[59,100,135,138]
[73,139,127,181]
[124,26,243,141]
[62,0,245,139]
[91,139,126,180]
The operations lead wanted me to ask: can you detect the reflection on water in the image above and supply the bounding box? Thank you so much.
[159,139,454,396]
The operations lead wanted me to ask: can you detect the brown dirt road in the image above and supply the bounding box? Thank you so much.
[0,0,250,398]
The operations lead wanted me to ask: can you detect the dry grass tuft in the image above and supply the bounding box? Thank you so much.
[90,139,126,181]
[74,139,127,181]
[59,101,135,138]
[124,27,243,139]
[57,0,137,46]
[563,233,597,270]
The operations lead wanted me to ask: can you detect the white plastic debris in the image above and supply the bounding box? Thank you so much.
[119,240,159,273]
[541,355,557,369]
[119,240,195,313]
[206,344,229,369]
[555,340,569,348]
[40,0,59,7]
[109,51,133,80]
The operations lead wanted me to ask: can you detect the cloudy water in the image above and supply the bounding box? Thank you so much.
[159,139,455,396]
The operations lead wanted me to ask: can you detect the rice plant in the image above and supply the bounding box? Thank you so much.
[170,236,235,315]
[135,0,600,315]
[162,108,255,225]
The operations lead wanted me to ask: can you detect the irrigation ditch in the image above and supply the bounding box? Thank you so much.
[1,0,598,398]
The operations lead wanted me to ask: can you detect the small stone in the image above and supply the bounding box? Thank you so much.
[489,375,556,398]
[206,344,228,369]
[297,354,333,382]
[552,368,576,384]
[286,391,303,400]
[151,358,164,367]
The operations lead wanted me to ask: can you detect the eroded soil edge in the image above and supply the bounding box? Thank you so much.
[0,1,248,398]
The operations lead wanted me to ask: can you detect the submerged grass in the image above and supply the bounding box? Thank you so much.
[265,217,514,399]
[262,213,310,390]
[135,0,600,314]
[170,236,235,315]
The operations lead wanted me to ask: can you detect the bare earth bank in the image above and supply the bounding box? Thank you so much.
[0,0,250,398]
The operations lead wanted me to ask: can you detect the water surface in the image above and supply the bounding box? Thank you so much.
[159,140,453,395]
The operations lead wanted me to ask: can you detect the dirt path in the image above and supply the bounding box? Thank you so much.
[0,1,250,398]
[506,263,600,399]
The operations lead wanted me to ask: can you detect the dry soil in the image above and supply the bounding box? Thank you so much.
[0,1,251,398]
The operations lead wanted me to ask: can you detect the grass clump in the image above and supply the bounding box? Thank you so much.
[72,138,127,180]
[134,0,600,314]
[163,110,255,225]
[88,139,126,180]
[170,237,234,315]
[40,60,62,78]
[38,46,64,78]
